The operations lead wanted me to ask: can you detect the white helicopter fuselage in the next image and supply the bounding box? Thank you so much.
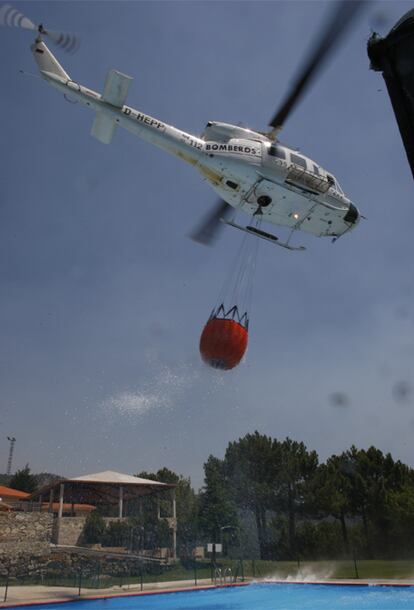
[32,40,360,242]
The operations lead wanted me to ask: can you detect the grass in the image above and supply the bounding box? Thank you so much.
[240,559,414,580]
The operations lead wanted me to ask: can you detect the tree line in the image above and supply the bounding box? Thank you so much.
[198,433,414,560]
[8,433,414,560]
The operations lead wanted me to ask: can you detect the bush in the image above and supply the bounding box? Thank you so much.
[102,521,131,547]
[82,511,106,544]
[296,521,346,559]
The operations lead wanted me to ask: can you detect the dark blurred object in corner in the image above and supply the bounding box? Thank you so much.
[368,9,414,180]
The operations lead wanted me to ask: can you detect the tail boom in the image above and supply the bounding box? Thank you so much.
[31,40,204,164]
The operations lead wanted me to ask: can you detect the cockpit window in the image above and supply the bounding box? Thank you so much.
[327,173,344,194]
[268,145,285,159]
[290,153,307,169]
[335,181,344,195]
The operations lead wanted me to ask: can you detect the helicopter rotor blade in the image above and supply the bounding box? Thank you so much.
[269,0,366,132]
[190,200,233,246]
[0,3,80,53]
[45,29,80,54]
[0,4,36,30]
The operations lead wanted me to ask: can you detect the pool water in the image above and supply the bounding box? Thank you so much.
[14,583,414,610]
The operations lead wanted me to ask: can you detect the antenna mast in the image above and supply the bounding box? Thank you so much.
[6,436,16,476]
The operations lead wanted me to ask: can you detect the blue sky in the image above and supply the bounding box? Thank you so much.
[1,1,414,489]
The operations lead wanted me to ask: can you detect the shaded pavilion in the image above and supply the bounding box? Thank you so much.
[28,470,177,557]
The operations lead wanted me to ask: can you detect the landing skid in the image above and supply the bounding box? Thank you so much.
[222,220,306,251]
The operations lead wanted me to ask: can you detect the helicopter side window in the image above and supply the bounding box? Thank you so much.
[268,145,285,159]
[313,164,320,175]
[290,153,307,169]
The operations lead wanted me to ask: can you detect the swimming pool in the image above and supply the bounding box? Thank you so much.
[11,583,414,610]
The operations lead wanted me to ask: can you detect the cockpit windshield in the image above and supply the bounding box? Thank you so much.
[335,180,344,195]
[327,173,344,195]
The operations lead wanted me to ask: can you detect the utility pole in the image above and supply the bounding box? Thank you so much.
[6,437,16,476]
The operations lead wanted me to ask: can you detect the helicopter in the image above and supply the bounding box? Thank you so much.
[1,2,363,252]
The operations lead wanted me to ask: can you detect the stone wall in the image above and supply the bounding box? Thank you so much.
[0,512,53,552]
[0,514,172,578]
[1,546,168,578]
[0,513,54,576]
[47,548,152,577]
[55,516,87,546]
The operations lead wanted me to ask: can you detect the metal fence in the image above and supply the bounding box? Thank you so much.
[0,559,247,603]
[2,556,391,604]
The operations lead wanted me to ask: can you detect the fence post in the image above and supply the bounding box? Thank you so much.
[353,549,359,579]
[194,561,198,586]
[140,567,143,592]
[241,559,244,582]
[78,567,82,596]
[3,566,10,603]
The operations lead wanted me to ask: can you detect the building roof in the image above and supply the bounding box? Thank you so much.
[69,470,165,486]
[27,470,175,506]
[0,485,29,499]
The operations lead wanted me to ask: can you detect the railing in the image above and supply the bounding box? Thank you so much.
[233,559,245,582]
[0,556,376,603]
[0,560,246,602]
[3,500,44,512]
[213,567,223,585]
[285,166,331,194]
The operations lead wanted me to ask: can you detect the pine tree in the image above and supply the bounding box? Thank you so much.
[9,464,37,493]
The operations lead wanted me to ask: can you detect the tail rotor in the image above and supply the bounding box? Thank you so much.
[0,3,80,53]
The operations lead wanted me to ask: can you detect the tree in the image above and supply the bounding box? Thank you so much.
[346,446,414,556]
[276,438,319,558]
[387,484,414,556]
[306,445,414,558]
[9,464,37,493]
[135,467,199,558]
[224,432,276,558]
[273,518,345,560]
[307,454,353,553]
[156,467,199,557]
[199,455,238,545]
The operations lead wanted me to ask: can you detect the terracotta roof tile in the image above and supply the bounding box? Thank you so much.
[0,486,29,498]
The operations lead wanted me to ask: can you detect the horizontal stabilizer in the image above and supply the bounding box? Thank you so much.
[102,69,133,108]
[91,111,116,144]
